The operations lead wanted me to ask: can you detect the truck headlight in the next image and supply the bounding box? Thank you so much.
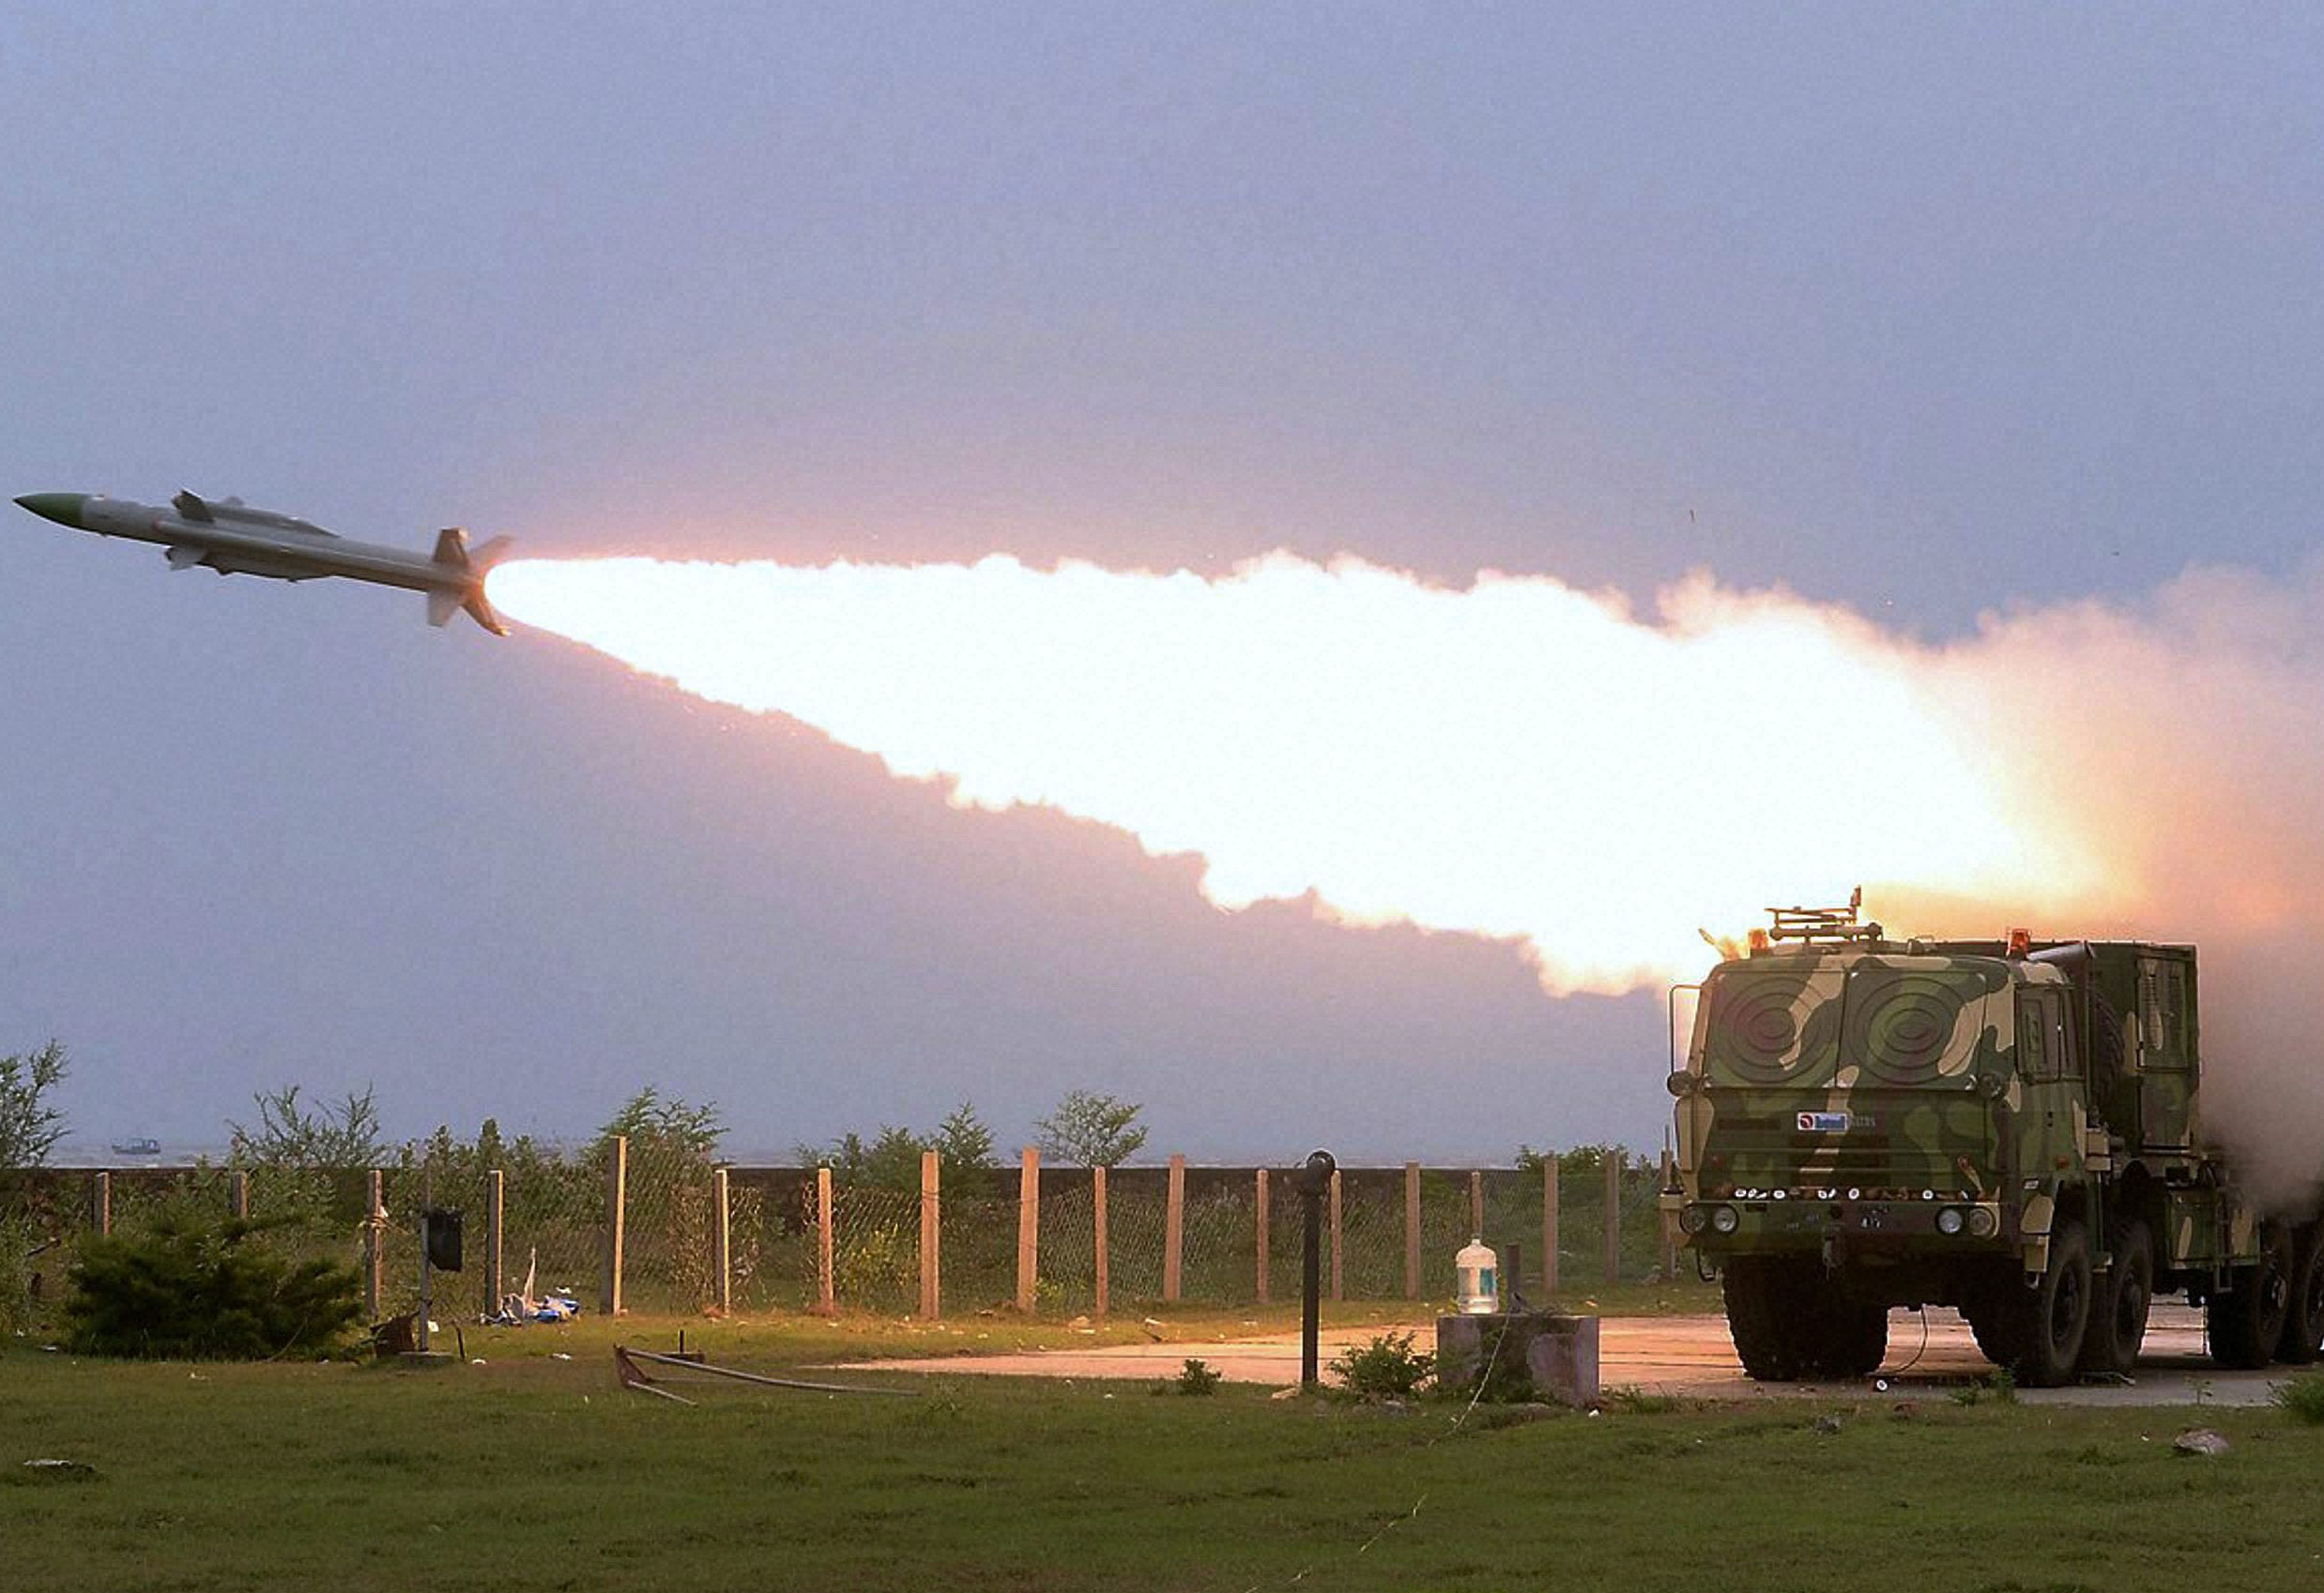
[1680,1204,1710,1234]
[1935,1207,1965,1236]
[1711,1205,1740,1234]
[1966,1207,1997,1237]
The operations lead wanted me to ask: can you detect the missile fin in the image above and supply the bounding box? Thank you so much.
[432,528,472,568]
[469,535,513,570]
[463,589,510,636]
[164,544,206,571]
[171,490,214,522]
[426,589,462,627]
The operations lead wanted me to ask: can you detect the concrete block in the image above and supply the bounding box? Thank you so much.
[1436,1311,1599,1407]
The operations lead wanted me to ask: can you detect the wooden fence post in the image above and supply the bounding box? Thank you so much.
[1602,1148,1623,1286]
[92,1171,111,1237]
[1542,1154,1560,1299]
[1403,1162,1421,1298]
[1255,1170,1270,1305]
[711,1166,732,1313]
[1328,1168,1343,1301]
[817,1166,836,1316]
[363,1170,384,1321]
[1017,1147,1040,1314]
[1659,1146,1676,1283]
[1469,1169,1483,1238]
[1163,1155,1185,1303]
[485,1168,505,1315]
[229,1170,250,1220]
[602,1134,627,1317]
[918,1150,941,1319]
[1093,1164,1109,1319]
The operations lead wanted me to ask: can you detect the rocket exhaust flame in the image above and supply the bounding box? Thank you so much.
[486,549,2324,1201]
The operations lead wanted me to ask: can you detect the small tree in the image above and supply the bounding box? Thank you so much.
[1032,1090,1148,1168]
[600,1086,725,1157]
[229,1083,383,1168]
[0,1041,68,1167]
[930,1102,997,1172]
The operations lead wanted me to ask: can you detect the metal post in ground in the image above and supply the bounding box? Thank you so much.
[1295,1151,1336,1391]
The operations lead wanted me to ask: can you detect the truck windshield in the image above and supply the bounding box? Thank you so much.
[1700,960,1995,1088]
[1841,964,1991,1085]
[1699,967,1844,1084]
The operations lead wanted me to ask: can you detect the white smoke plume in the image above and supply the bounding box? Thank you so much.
[488,550,2324,1204]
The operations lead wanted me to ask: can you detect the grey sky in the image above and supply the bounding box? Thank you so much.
[5,5,2320,1160]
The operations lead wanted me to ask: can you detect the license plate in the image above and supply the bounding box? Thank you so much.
[1797,1111,1851,1133]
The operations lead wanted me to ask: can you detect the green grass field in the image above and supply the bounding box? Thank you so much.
[8,1307,2321,1591]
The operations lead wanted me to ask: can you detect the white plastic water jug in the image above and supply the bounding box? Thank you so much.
[1456,1239,1499,1315]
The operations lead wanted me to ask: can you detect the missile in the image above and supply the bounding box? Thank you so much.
[13,489,512,635]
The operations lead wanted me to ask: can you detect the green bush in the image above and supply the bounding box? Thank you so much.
[1172,1357,1222,1396]
[65,1209,362,1359]
[2273,1371,2324,1425]
[1331,1330,1436,1398]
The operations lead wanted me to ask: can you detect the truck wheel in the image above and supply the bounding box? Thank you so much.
[1812,1301,1889,1380]
[2011,1219,2092,1387]
[2278,1229,2324,1366]
[1962,1275,2026,1371]
[1723,1256,1815,1381]
[2208,1223,2293,1370]
[2078,1221,2153,1377]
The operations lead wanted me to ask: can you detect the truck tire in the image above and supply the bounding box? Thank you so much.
[1722,1256,1816,1381]
[2278,1228,2324,1366]
[2209,1223,2293,1371]
[1811,1301,1889,1380]
[1962,1273,2027,1371]
[2010,1219,2092,1387]
[2078,1220,2153,1377]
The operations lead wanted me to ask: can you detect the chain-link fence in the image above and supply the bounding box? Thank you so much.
[3,1146,1678,1325]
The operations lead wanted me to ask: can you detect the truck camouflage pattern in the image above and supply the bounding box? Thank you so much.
[1664,896,2324,1386]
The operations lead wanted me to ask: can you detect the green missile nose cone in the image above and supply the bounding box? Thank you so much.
[14,493,88,528]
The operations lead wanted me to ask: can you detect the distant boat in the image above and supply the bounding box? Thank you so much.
[109,1137,161,1157]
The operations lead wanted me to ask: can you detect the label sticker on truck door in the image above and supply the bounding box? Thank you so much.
[1797,1111,1852,1133]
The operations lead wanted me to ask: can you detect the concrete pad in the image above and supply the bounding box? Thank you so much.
[836,1302,2302,1407]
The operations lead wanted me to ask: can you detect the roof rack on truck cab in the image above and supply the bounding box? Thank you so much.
[1765,886,1885,945]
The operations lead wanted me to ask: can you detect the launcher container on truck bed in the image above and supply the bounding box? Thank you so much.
[1664,896,2324,1386]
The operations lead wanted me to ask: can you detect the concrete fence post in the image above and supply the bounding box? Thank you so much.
[711,1166,733,1313]
[1328,1168,1344,1301]
[602,1134,627,1317]
[1602,1148,1623,1287]
[228,1170,250,1221]
[1163,1155,1185,1303]
[363,1170,384,1321]
[1093,1164,1109,1319]
[1255,1169,1270,1305]
[92,1171,111,1238]
[1469,1169,1483,1239]
[1542,1154,1560,1298]
[1017,1147,1040,1314]
[817,1166,836,1316]
[918,1149,941,1319]
[485,1168,505,1315]
[1403,1162,1421,1298]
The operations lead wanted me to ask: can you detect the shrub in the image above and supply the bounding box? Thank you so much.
[65,1209,362,1358]
[1331,1330,1436,1399]
[2274,1371,2324,1425]
[1172,1357,1222,1396]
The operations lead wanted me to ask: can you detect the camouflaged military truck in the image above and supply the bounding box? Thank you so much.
[1663,895,2324,1386]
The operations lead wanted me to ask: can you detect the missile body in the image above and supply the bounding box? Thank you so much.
[13,490,511,635]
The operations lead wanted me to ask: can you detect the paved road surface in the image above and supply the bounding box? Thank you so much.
[845,1303,2292,1406]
